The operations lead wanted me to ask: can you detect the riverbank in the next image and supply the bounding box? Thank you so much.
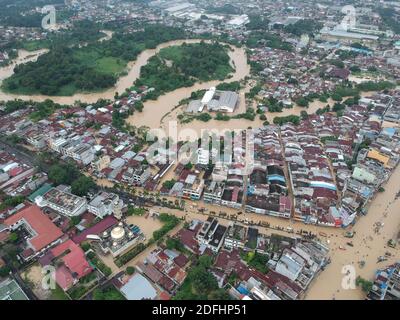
[0,39,247,105]
[150,91,378,142]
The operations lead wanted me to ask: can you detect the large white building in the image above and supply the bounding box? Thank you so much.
[187,87,239,113]
[35,186,87,217]
[88,191,124,219]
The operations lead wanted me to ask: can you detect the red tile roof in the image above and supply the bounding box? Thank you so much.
[4,205,63,251]
[56,265,74,291]
[51,240,92,279]
[173,254,189,268]
[159,291,171,300]
[9,167,24,177]
[176,228,199,253]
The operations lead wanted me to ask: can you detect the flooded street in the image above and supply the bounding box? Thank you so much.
[2,38,399,301]
[306,163,400,300]
[94,158,400,299]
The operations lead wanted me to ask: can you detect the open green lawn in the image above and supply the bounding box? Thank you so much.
[49,285,70,300]
[159,45,184,62]
[73,49,126,74]
[21,40,49,51]
[94,57,126,74]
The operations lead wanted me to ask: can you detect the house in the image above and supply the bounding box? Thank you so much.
[2,205,63,259]
[182,174,204,200]
[203,181,225,204]
[368,262,400,300]
[224,223,247,250]
[196,217,227,253]
[46,240,93,291]
[122,165,151,186]
[175,228,200,254]
[88,191,123,219]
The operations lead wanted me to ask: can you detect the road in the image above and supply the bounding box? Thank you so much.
[0,139,37,167]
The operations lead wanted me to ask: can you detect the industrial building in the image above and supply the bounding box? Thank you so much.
[187,87,239,113]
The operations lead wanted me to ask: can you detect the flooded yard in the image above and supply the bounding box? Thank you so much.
[126,213,163,241]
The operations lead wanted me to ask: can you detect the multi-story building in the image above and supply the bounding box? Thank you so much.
[182,174,204,200]
[35,186,87,217]
[88,191,124,219]
[1,205,63,260]
[68,143,95,166]
[368,263,400,300]
[203,181,225,204]
[122,165,151,186]
[196,217,227,253]
[224,223,247,250]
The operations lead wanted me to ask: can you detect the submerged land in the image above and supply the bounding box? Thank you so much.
[0,0,399,302]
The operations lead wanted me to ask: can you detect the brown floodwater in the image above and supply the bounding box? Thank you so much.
[3,40,399,300]
[305,162,400,300]
[0,39,248,105]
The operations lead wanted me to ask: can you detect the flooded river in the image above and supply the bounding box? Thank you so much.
[0,39,249,106]
[2,38,399,300]
[0,49,48,84]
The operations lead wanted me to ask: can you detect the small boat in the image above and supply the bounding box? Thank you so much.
[388,239,396,248]
[319,232,327,237]
[344,231,355,238]
[339,245,346,250]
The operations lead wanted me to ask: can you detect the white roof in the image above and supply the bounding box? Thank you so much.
[109,158,125,169]
[201,87,216,104]
[98,107,109,113]
[114,145,125,152]
[120,274,157,300]
[2,162,18,172]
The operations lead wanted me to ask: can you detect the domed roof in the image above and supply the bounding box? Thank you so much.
[111,226,125,240]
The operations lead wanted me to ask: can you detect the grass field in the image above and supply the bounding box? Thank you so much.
[50,285,70,300]
[21,40,49,51]
[73,49,126,74]
[159,45,184,62]
[94,57,126,74]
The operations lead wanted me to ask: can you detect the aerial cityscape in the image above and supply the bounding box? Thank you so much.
[0,0,399,303]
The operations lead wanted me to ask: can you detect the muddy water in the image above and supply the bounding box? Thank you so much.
[0,39,248,105]
[306,162,400,300]
[126,43,250,132]
[99,30,113,42]
[0,49,48,83]
[156,93,376,142]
